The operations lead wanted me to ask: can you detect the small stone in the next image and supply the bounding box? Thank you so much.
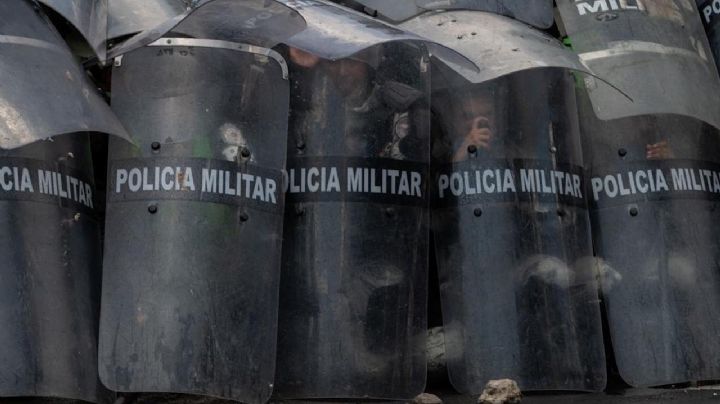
[414,393,443,404]
[478,379,522,404]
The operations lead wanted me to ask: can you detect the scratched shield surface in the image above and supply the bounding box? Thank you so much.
[430,67,606,394]
[99,43,289,403]
[579,90,720,387]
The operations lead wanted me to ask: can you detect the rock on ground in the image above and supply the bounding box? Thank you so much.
[478,379,522,404]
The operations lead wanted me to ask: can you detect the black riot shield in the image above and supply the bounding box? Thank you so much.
[271,2,430,400]
[347,0,554,28]
[0,1,129,401]
[579,95,720,386]
[98,39,289,403]
[697,0,720,68]
[431,68,605,394]
[557,0,720,130]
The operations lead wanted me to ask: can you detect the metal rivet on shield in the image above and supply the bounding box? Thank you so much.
[474,208,483,217]
[151,142,161,152]
[148,203,158,214]
[386,207,395,217]
[550,146,558,154]
[618,148,627,157]
[296,141,306,151]
[240,147,251,159]
[240,212,249,222]
[629,206,639,217]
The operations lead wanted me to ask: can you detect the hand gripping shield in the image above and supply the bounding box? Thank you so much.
[558,0,720,387]
[271,1,431,400]
[403,10,607,394]
[98,1,302,402]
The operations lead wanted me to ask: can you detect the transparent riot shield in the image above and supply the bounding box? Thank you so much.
[392,8,606,394]
[273,42,430,400]
[349,0,554,28]
[0,0,129,149]
[38,0,108,60]
[579,90,720,386]
[697,0,720,68]
[431,67,605,394]
[0,1,129,401]
[98,41,289,403]
[0,135,102,402]
[557,0,720,130]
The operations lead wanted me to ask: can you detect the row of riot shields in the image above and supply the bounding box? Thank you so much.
[3,0,720,402]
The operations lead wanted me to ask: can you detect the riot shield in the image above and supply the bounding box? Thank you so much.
[558,0,720,387]
[0,1,129,401]
[0,135,103,402]
[394,9,607,394]
[0,0,129,149]
[556,0,720,130]
[431,67,605,394]
[98,38,290,403]
[697,0,720,68]
[348,0,554,28]
[272,2,430,399]
[109,0,189,42]
[579,94,720,386]
[38,0,108,60]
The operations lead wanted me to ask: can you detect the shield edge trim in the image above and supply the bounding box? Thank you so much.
[142,37,289,79]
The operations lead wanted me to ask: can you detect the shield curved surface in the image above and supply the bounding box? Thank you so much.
[398,9,607,394]
[579,92,720,386]
[38,0,108,60]
[109,0,189,42]
[400,10,592,85]
[0,134,103,402]
[108,0,307,59]
[697,0,720,68]
[98,37,289,403]
[348,0,554,29]
[557,0,720,130]
[272,3,430,399]
[0,0,130,149]
[431,70,606,394]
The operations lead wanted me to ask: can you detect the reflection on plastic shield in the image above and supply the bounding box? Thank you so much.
[431,68,606,393]
[579,100,720,386]
[109,0,189,41]
[0,135,102,402]
[99,43,288,403]
[351,0,554,28]
[557,0,720,129]
[0,0,131,149]
[400,11,590,85]
[275,41,429,400]
[38,0,108,60]
[109,0,307,58]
